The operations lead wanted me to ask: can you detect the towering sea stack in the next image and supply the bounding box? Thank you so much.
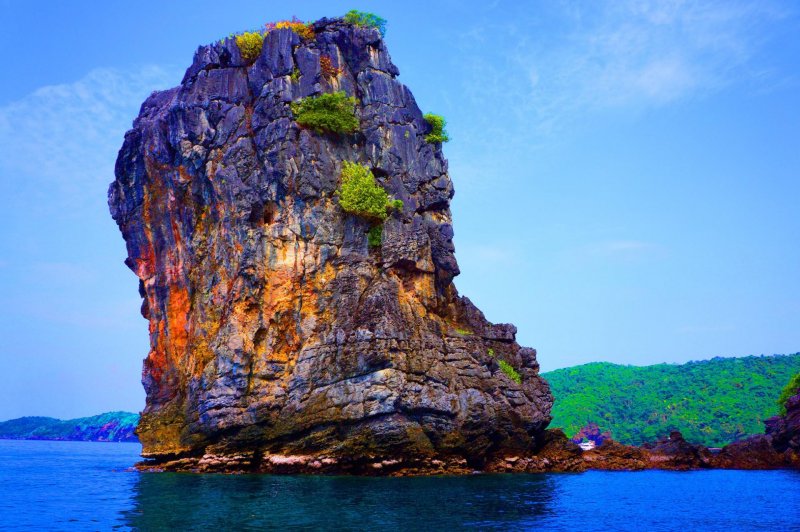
[110,17,553,474]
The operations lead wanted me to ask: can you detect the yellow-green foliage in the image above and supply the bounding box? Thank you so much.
[338,162,389,220]
[423,113,450,143]
[778,371,800,414]
[291,92,359,134]
[236,32,265,62]
[498,360,522,384]
[271,20,315,40]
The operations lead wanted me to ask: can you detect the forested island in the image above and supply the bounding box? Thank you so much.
[545,353,800,447]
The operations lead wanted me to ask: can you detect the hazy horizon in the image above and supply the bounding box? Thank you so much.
[1,0,798,419]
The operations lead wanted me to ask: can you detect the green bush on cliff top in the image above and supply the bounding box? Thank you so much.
[343,10,387,36]
[423,113,450,144]
[235,31,265,63]
[291,91,359,134]
[337,162,390,220]
[545,354,800,447]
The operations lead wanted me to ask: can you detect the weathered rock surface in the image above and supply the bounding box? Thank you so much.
[110,18,553,474]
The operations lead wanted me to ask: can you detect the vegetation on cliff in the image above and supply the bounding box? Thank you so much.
[423,113,450,144]
[235,31,264,62]
[337,161,402,222]
[291,91,359,134]
[231,17,316,63]
[544,354,800,447]
[778,371,800,414]
[343,10,387,36]
[265,18,315,40]
[0,412,138,442]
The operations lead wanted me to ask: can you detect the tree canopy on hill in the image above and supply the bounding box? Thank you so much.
[543,354,800,447]
[0,411,138,442]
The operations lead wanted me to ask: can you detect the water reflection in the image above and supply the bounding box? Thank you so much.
[121,472,559,530]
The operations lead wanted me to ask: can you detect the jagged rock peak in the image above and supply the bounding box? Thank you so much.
[109,14,553,474]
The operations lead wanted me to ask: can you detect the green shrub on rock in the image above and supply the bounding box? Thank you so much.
[343,10,387,36]
[423,113,450,144]
[778,372,800,414]
[498,360,522,384]
[338,162,390,220]
[367,225,383,247]
[291,91,359,134]
[236,32,265,63]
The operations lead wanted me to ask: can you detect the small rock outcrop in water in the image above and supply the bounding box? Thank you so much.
[109,17,553,473]
[498,392,800,473]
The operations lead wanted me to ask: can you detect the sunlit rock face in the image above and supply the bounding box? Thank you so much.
[109,18,552,472]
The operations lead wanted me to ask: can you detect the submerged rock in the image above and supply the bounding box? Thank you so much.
[109,17,553,473]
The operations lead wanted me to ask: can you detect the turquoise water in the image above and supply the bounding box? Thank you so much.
[2,440,799,530]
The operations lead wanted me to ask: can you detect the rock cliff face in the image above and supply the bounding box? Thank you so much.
[109,18,553,473]
[711,390,800,469]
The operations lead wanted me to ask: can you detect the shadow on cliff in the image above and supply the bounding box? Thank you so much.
[120,472,558,529]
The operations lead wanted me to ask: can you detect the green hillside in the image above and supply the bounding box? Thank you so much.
[543,354,800,447]
[0,411,139,442]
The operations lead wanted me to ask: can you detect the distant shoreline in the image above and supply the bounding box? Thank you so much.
[0,412,138,443]
[0,437,140,444]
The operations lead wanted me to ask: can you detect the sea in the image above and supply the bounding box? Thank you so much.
[1,440,799,531]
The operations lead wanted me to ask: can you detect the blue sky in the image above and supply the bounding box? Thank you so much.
[0,0,798,419]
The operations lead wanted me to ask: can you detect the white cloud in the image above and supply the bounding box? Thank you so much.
[454,0,792,139]
[0,66,180,217]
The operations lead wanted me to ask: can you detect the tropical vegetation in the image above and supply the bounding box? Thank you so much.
[0,411,138,442]
[338,161,391,220]
[499,360,522,384]
[235,31,264,62]
[367,225,383,247]
[544,354,800,447]
[343,10,387,36]
[423,113,450,143]
[291,91,359,134]
[777,371,800,414]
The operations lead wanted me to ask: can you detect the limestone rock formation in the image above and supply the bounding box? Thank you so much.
[109,17,553,473]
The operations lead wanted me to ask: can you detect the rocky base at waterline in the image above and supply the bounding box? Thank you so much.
[137,389,800,475]
[134,430,798,475]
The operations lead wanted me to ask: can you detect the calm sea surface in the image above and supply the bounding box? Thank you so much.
[1,440,799,531]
